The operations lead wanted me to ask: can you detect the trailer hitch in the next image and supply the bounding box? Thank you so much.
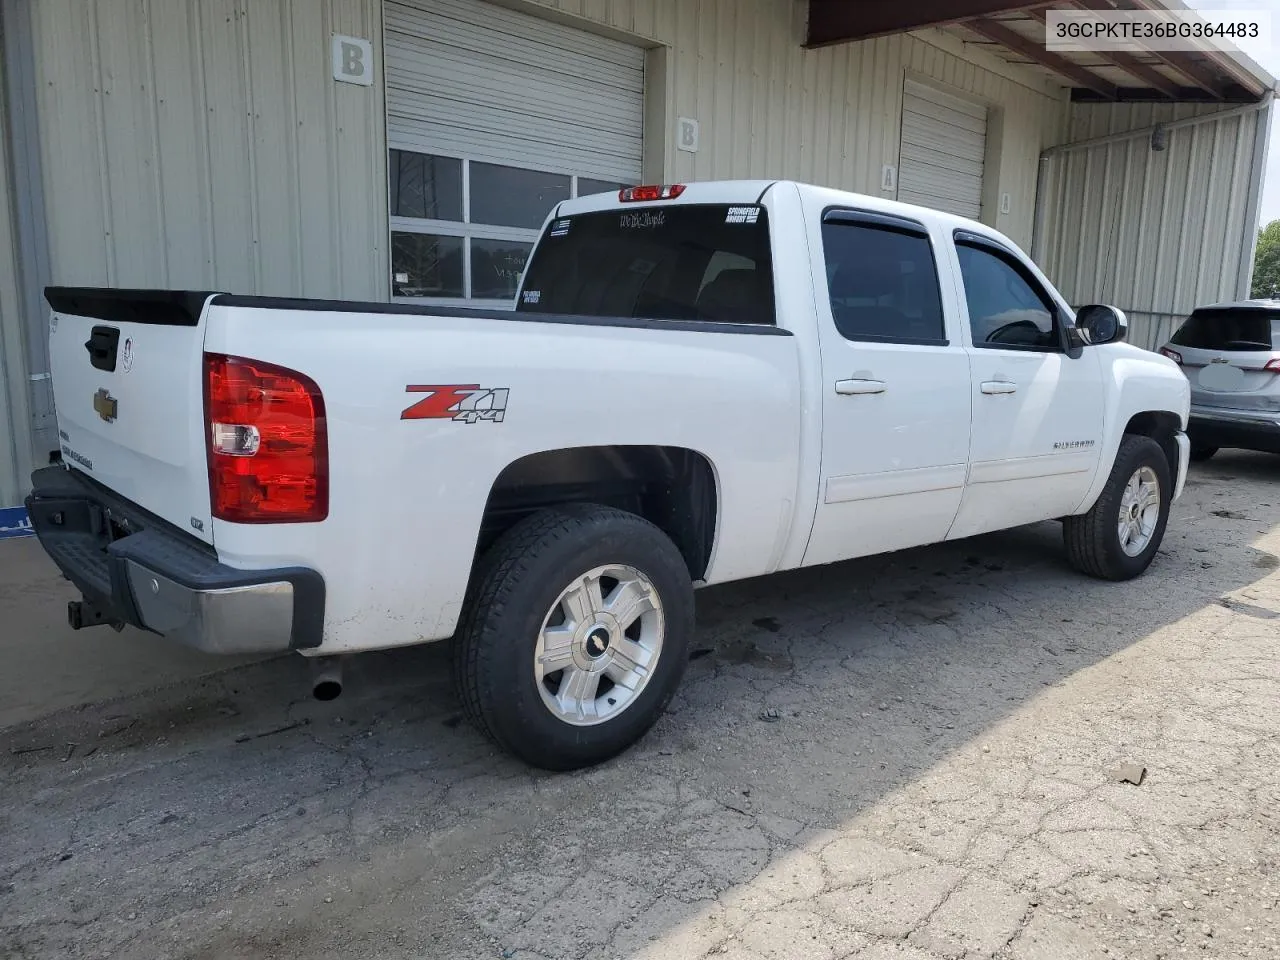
[68,600,126,632]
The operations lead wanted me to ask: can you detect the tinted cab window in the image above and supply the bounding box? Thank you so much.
[956,242,1058,351]
[821,218,946,344]
[517,205,775,324]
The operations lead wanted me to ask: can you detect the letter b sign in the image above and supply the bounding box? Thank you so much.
[332,35,373,86]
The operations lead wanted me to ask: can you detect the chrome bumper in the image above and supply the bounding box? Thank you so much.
[25,465,324,655]
[123,561,300,655]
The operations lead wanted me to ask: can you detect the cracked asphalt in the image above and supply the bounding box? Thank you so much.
[3,452,1280,960]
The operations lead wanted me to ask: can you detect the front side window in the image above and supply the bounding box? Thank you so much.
[821,218,946,344]
[389,148,626,303]
[956,242,1059,351]
[517,205,775,324]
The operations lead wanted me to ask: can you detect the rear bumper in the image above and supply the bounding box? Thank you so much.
[24,466,323,654]
[1187,408,1280,454]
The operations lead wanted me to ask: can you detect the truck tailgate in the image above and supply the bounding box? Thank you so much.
[46,289,214,544]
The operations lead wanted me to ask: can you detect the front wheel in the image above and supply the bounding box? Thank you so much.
[1063,435,1172,581]
[453,505,694,771]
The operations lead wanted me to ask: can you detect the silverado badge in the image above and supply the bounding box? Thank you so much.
[93,388,118,423]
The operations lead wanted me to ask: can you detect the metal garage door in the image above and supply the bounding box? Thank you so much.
[897,80,988,220]
[384,0,645,303]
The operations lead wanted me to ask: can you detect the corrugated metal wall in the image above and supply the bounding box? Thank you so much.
[1037,101,1270,351]
[0,8,35,508]
[525,1,1069,251]
[30,0,388,299]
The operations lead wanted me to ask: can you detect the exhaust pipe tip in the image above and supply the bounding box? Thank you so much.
[310,658,343,701]
[312,678,342,702]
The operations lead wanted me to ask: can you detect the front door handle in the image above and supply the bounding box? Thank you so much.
[980,380,1018,395]
[835,379,887,396]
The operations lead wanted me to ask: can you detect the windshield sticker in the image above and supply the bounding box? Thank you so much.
[522,290,541,305]
[549,219,571,237]
[725,206,761,224]
[620,211,666,229]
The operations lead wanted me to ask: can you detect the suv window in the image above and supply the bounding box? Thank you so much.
[1169,309,1280,351]
[956,241,1059,351]
[821,219,946,344]
[517,204,775,325]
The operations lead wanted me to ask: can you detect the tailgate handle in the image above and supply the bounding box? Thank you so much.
[85,325,120,372]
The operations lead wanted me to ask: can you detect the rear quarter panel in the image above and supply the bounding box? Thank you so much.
[202,305,802,654]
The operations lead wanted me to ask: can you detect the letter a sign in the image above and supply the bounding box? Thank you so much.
[332,35,373,86]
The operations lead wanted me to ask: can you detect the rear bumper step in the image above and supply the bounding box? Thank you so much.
[25,466,324,654]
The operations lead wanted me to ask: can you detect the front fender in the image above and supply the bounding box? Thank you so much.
[1073,344,1191,514]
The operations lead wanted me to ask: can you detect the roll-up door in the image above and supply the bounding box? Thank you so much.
[898,79,988,220]
[384,0,645,303]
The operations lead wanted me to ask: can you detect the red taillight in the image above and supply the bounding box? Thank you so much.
[203,353,328,523]
[1159,347,1183,364]
[1264,358,1280,373]
[619,184,686,202]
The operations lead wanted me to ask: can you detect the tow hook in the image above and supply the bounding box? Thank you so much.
[310,657,343,701]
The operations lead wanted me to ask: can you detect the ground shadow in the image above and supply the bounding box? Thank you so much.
[1,452,1278,959]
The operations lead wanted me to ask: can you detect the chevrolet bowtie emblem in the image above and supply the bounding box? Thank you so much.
[93,388,117,423]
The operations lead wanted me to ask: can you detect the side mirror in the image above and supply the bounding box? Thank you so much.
[1075,304,1128,346]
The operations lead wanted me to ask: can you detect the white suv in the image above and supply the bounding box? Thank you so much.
[1159,300,1280,461]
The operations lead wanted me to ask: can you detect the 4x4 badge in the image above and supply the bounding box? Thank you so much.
[93,388,117,423]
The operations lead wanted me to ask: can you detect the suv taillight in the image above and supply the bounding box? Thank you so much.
[1159,347,1183,364]
[203,353,328,523]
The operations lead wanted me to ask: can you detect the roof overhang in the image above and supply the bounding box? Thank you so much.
[805,0,1275,103]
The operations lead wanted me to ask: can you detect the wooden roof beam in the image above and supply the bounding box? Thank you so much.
[1026,6,1182,97]
[805,0,1053,48]
[966,17,1120,99]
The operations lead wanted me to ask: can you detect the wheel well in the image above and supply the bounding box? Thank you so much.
[1124,411,1181,479]
[477,446,718,579]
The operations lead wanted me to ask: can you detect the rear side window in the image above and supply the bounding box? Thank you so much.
[1169,309,1280,351]
[516,204,776,325]
[821,218,946,344]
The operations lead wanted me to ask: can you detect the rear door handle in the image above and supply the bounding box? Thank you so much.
[835,379,887,396]
[980,380,1017,395]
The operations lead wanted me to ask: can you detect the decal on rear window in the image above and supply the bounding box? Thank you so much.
[549,219,571,238]
[725,206,761,224]
[400,385,510,424]
[521,290,541,305]
[619,211,666,229]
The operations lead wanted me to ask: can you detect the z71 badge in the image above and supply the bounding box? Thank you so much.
[400,385,510,424]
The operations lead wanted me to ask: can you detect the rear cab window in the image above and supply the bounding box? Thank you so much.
[1170,309,1280,352]
[516,204,776,325]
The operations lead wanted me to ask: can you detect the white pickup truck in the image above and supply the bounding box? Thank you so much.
[28,179,1190,769]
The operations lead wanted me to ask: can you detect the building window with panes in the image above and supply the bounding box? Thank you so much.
[389,149,623,306]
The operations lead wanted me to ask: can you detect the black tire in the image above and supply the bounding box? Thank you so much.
[1063,435,1172,581]
[452,504,694,771]
[1189,443,1218,462]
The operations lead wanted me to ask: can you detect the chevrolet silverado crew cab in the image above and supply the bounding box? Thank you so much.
[28,180,1191,770]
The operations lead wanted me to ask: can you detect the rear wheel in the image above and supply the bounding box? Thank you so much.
[453,505,694,770]
[1063,435,1172,581]
[1189,443,1218,462]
